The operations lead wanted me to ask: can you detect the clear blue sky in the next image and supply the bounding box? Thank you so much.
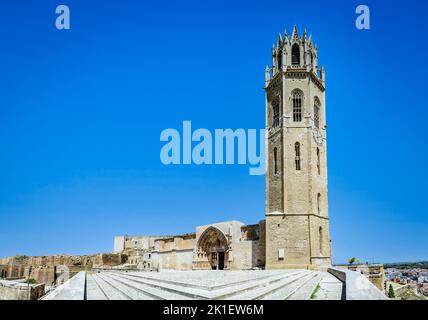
[0,0,427,264]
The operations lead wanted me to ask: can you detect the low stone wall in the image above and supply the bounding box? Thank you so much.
[0,279,45,300]
[157,249,194,270]
[24,266,56,286]
[328,268,388,300]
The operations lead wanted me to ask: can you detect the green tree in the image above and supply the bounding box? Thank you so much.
[388,284,395,298]
[348,257,360,265]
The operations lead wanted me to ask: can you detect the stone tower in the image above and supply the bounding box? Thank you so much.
[264,26,332,270]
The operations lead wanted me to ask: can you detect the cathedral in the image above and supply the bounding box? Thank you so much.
[114,26,332,271]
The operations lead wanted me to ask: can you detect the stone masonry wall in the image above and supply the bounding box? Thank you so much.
[0,281,45,300]
[266,214,311,269]
[0,253,125,285]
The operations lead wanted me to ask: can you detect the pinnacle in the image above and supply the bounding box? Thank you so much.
[292,25,299,39]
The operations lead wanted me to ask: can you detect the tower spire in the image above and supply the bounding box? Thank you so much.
[292,25,299,40]
[277,33,283,47]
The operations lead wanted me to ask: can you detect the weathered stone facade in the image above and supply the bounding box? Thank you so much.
[114,220,266,271]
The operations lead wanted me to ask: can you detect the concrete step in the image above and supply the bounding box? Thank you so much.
[90,273,132,300]
[312,272,344,300]
[260,271,318,300]
[97,273,156,300]
[109,270,304,300]
[123,270,290,291]
[86,274,108,300]
[286,272,322,300]
[221,271,308,300]
[85,270,331,300]
[228,271,310,300]
[102,272,192,300]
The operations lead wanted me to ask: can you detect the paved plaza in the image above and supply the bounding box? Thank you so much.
[85,270,343,300]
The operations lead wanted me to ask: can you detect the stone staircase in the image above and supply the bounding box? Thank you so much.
[85,270,338,300]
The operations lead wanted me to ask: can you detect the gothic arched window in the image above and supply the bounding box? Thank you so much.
[317,193,321,215]
[272,100,280,128]
[295,142,301,171]
[317,147,321,175]
[292,44,300,65]
[319,226,323,255]
[277,50,282,69]
[273,147,278,175]
[292,90,303,122]
[314,97,320,129]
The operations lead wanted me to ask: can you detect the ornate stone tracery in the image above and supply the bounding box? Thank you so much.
[193,227,230,270]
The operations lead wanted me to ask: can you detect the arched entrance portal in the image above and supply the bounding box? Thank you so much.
[193,227,229,270]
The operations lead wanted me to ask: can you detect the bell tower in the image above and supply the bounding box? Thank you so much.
[264,26,332,270]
